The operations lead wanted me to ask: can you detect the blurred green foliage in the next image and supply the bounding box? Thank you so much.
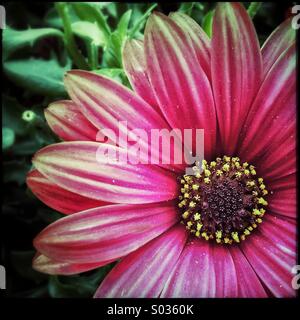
[1,2,291,297]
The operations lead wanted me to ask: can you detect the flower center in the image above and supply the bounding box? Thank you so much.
[178,156,268,244]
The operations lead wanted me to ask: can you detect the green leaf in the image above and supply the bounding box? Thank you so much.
[2,95,26,135]
[55,2,90,70]
[37,207,63,224]
[3,27,63,61]
[49,264,114,298]
[71,21,106,47]
[3,160,31,186]
[103,10,132,68]
[13,138,43,156]
[45,6,80,29]
[129,3,157,38]
[94,68,124,78]
[202,10,214,38]
[104,3,118,18]
[71,2,111,40]
[4,58,70,96]
[247,2,262,19]
[94,68,128,85]
[10,251,47,283]
[179,2,196,16]
[2,127,15,150]
[117,9,132,40]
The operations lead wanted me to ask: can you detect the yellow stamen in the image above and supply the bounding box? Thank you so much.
[253,208,261,216]
[204,177,210,184]
[235,162,241,169]
[243,162,249,168]
[231,232,240,243]
[258,197,268,206]
[196,223,203,231]
[235,172,242,178]
[216,170,223,176]
[194,212,201,221]
[182,211,189,219]
[187,221,193,228]
[247,181,255,187]
[222,163,230,172]
[215,230,222,239]
[210,161,216,167]
[204,169,211,177]
[189,201,196,208]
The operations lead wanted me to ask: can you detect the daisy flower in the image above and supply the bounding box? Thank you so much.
[27,3,296,297]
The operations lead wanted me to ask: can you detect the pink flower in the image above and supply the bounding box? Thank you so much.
[27,3,296,298]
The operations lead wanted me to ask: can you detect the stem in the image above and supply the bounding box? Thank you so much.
[55,2,89,70]
[87,43,99,70]
[186,2,195,16]
[247,2,262,19]
[129,3,157,38]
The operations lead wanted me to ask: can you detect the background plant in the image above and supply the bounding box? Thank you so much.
[1,1,293,297]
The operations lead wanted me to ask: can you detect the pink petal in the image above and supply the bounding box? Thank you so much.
[161,241,247,297]
[258,132,296,181]
[94,225,187,298]
[267,173,296,192]
[211,2,262,155]
[160,241,217,297]
[122,39,158,109]
[27,169,108,214]
[64,70,184,172]
[45,100,99,141]
[32,141,178,204]
[206,244,238,297]
[241,214,296,297]
[144,12,216,159]
[261,18,295,78]
[33,252,111,275]
[169,12,211,78]
[230,247,267,297]
[266,173,296,219]
[238,43,296,168]
[268,188,296,219]
[34,202,179,264]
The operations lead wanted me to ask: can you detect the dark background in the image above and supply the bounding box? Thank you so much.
[1,1,295,298]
